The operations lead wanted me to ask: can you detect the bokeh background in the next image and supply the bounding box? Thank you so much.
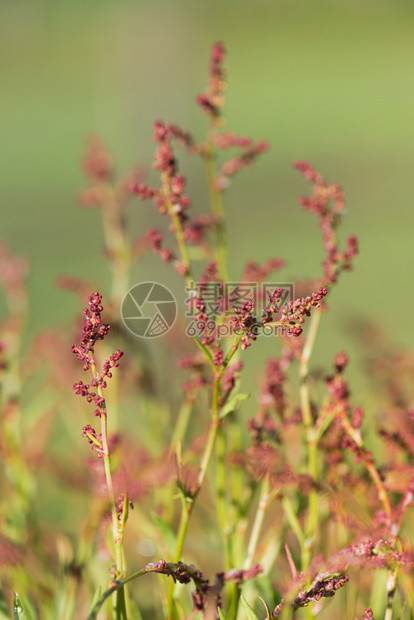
[1,0,414,472]
[2,0,414,351]
[1,1,414,613]
[2,0,414,456]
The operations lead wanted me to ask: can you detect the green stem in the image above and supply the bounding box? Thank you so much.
[88,568,147,620]
[89,561,212,620]
[384,567,398,620]
[340,415,392,521]
[227,478,276,620]
[90,355,127,617]
[166,375,221,618]
[166,496,191,619]
[100,185,131,310]
[161,172,193,284]
[281,496,306,551]
[216,425,232,571]
[243,476,274,571]
[197,375,221,489]
[204,124,229,281]
[221,334,243,373]
[170,397,194,450]
[298,309,322,576]
[299,309,321,429]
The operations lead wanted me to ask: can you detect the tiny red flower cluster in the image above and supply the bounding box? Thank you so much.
[273,574,349,616]
[71,292,110,370]
[132,121,193,214]
[294,160,359,287]
[345,538,414,569]
[196,41,226,118]
[147,228,175,264]
[231,300,257,349]
[278,287,328,337]
[72,294,123,425]
[222,564,263,583]
[79,135,141,208]
[215,134,269,189]
[242,257,285,283]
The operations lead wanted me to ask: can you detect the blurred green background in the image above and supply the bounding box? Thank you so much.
[1,0,414,386]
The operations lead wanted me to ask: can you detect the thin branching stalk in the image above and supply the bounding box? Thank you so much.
[100,185,131,310]
[385,568,398,620]
[89,354,127,618]
[299,309,322,575]
[216,425,232,572]
[227,478,277,620]
[339,415,392,521]
[170,398,195,450]
[243,476,275,571]
[166,374,221,618]
[203,123,229,281]
[161,172,193,283]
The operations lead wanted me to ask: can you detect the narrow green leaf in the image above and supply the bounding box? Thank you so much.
[151,512,176,556]
[220,393,250,419]
[281,496,305,548]
[192,337,213,366]
[13,593,28,620]
[19,597,36,620]
[240,595,260,620]
[218,607,227,620]
[129,599,143,620]
[258,596,272,620]
[0,589,9,619]
[315,412,334,442]
[88,587,102,615]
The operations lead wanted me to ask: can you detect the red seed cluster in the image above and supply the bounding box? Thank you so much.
[293,160,358,287]
[147,228,175,264]
[273,574,349,616]
[278,287,328,336]
[71,293,110,371]
[131,121,192,222]
[78,136,142,208]
[81,135,113,182]
[242,257,285,283]
[217,139,269,188]
[231,300,258,349]
[212,348,224,367]
[196,41,226,118]
[72,294,123,422]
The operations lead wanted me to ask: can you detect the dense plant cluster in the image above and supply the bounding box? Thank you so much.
[1,42,413,620]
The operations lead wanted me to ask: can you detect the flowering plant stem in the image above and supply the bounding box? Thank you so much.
[298,309,322,577]
[216,425,232,572]
[225,477,278,619]
[100,186,131,309]
[338,409,395,618]
[162,171,192,279]
[89,354,128,617]
[243,475,275,571]
[204,124,228,281]
[170,398,195,450]
[166,373,221,618]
